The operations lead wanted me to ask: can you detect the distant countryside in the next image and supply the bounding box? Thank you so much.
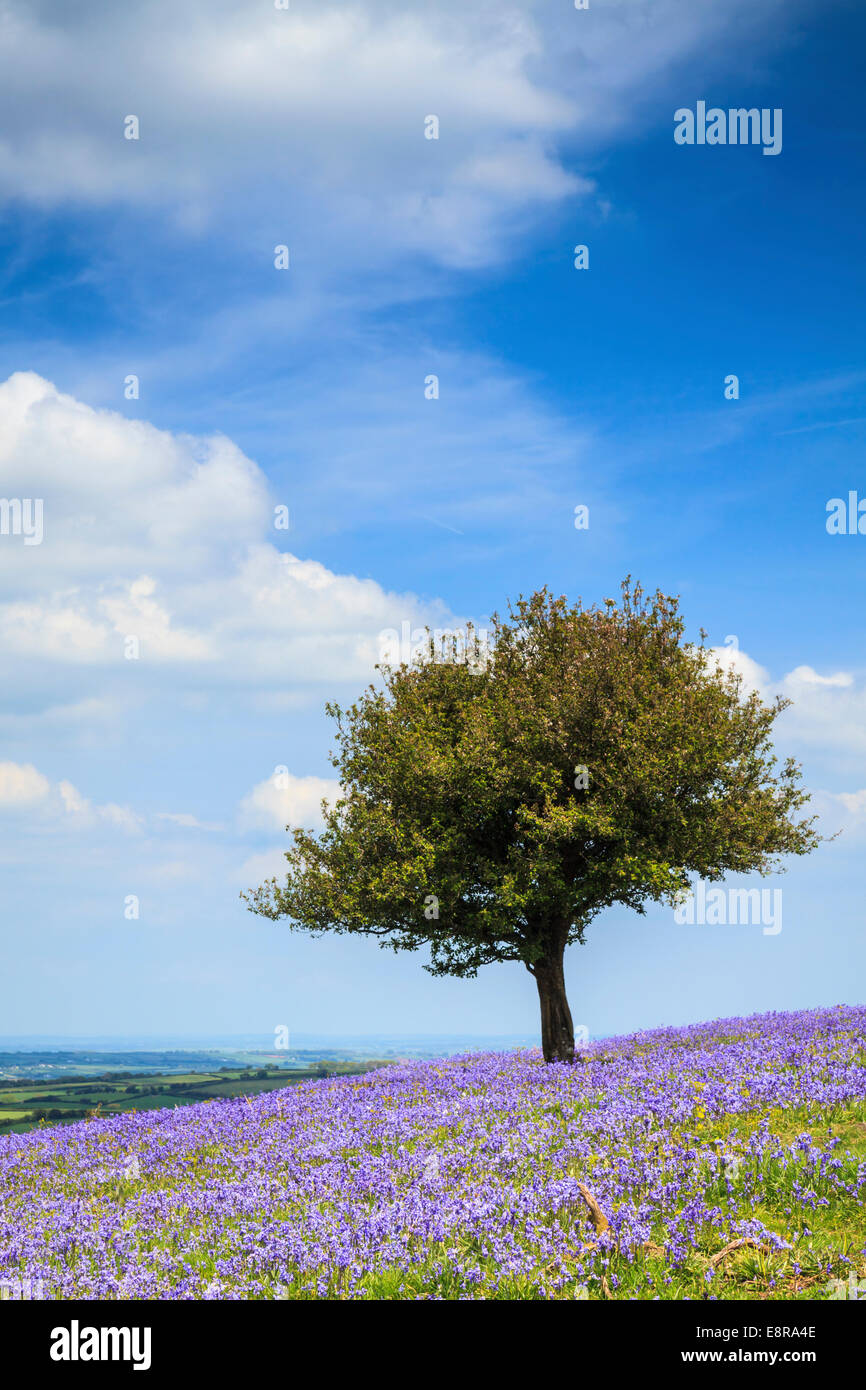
[0,1052,386,1134]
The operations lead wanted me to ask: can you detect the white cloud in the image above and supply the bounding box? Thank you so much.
[782,665,853,690]
[98,803,145,833]
[707,645,866,776]
[0,371,269,591]
[0,760,142,832]
[0,2,583,269]
[155,812,224,832]
[0,761,51,806]
[0,372,455,705]
[778,671,866,764]
[2,373,861,863]
[238,772,341,834]
[58,779,89,816]
[0,0,793,271]
[706,644,770,694]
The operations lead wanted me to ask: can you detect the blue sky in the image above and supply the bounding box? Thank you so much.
[0,0,864,1042]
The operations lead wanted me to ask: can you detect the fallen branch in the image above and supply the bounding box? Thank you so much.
[577,1183,610,1234]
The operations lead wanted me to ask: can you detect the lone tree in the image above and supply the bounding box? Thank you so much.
[244,581,820,1063]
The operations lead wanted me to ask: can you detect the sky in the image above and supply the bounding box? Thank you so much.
[0,0,864,1043]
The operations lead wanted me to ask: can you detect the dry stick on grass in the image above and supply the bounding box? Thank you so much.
[710,1237,771,1267]
[573,1184,614,1295]
[577,1183,610,1234]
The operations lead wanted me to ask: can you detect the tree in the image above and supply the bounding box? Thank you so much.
[244,581,821,1063]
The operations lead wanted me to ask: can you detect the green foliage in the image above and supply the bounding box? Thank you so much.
[244,579,820,979]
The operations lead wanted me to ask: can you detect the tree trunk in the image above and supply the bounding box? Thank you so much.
[533,946,575,1064]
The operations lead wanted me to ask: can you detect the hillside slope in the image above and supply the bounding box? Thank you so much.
[1,1005,864,1300]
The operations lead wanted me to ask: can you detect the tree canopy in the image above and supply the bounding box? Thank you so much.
[244,580,820,1061]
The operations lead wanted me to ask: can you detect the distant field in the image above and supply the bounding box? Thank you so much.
[0,1061,386,1134]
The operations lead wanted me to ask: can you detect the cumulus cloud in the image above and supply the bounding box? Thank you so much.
[0,760,228,840]
[782,666,854,691]
[0,759,142,832]
[706,643,770,695]
[0,372,454,706]
[238,771,341,834]
[1,374,861,862]
[706,643,866,786]
[0,370,268,592]
[778,668,866,764]
[0,760,51,806]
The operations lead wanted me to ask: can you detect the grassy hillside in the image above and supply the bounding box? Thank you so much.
[0,1005,863,1300]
